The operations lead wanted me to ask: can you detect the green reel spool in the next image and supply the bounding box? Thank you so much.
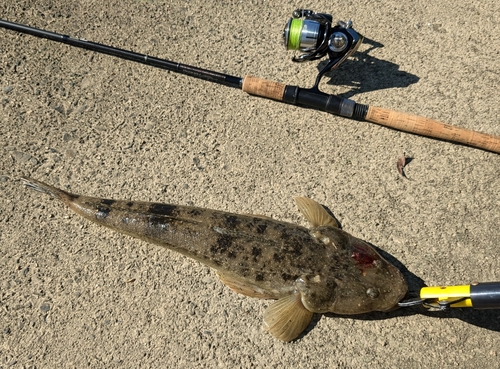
[283,18,320,51]
[286,18,303,50]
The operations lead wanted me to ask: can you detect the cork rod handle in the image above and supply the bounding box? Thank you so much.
[365,106,500,154]
[242,75,286,101]
[242,75,500,154]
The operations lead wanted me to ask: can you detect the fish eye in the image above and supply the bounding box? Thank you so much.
[366,287,379,299]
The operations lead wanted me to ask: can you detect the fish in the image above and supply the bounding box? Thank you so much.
[21,177,408,341]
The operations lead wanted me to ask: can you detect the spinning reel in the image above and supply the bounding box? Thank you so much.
[283,9,364,89]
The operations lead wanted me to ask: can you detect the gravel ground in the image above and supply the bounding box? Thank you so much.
[1,1,499,368]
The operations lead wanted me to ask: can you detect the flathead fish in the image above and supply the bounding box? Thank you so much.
[22,177,407,341]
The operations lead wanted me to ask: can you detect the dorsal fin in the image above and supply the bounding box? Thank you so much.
[294,197,339,228]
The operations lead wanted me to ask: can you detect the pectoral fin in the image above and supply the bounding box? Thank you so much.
[263,292,314,342]
[294,197,339,228]
[217,272,274,299]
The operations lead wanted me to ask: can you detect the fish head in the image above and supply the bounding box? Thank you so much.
[298,227,408,314]
[332,235,408,314]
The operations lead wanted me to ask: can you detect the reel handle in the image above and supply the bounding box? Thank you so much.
[366,106,500,154]
[242,75,500,154]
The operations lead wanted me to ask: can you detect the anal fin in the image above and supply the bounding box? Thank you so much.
[263,291,314,342]
[217,272,274,299]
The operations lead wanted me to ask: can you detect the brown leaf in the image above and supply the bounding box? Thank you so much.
[396,154,412,178]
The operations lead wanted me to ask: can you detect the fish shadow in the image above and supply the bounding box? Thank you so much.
[363,245,500,333]
[316,37,420,99]
[310,204,500,335]
[326,300,500,334]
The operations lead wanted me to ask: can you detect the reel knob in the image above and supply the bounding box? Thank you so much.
[328,32,348,52]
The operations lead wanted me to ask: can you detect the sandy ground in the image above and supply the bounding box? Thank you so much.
[1,0,499,368]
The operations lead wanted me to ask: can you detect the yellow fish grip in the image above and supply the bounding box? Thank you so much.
[419,282,500,310]
[420,285,473,308]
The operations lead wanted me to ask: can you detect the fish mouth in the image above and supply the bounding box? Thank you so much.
[381,286,410,312]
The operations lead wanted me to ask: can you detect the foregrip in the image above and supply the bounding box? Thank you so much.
[242,75,287,101]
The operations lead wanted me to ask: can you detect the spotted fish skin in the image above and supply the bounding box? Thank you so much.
[22,178,408,341]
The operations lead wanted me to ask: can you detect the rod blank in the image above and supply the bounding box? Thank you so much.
[0,19,243,88]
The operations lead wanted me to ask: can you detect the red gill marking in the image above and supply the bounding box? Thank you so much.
[351,242,380,273]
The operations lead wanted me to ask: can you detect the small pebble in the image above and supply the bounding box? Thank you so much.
[11,150,31,162]
[53,105,65,114]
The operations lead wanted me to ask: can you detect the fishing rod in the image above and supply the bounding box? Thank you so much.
[1,9,499,154]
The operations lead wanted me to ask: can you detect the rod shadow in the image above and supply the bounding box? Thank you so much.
[316,37,420,99]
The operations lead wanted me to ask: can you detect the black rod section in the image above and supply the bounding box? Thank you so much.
[470,282,500,309]
[0,19,243,89]
[0,19,360,119]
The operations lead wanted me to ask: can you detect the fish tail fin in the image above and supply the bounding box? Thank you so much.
[21,177,76,204]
